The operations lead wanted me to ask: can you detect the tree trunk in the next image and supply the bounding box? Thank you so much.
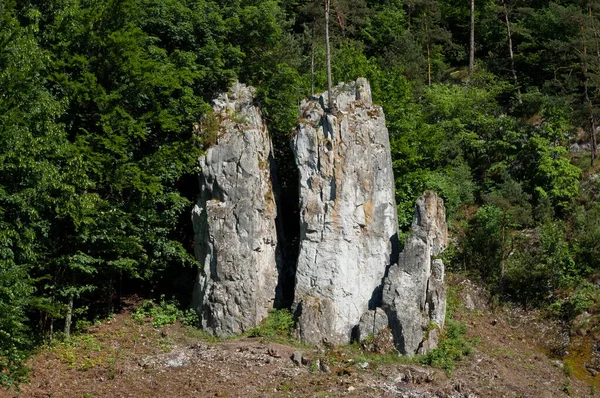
[311,24,316,97]
[49,317,54,345]
[581,18,597,165]
[589,3,599,163]
[64,274,75,338]
[503,0,522,104]
[64,293,73,338]
[500,210,506,286]
[117,270,123,313]
[470,0,475,73]
[325,0,333,110]
[425,11,431,87]
[589,4,600,61]
[427,40,432,87]
[108,272,114,315]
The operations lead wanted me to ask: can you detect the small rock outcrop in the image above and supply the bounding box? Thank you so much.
[292,78,399,345]
[356,308,389,342]
[382,191,448,356]
[191,82,280,336]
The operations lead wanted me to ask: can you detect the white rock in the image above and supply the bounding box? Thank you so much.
[382,192,448,356]
[292,78,399,345]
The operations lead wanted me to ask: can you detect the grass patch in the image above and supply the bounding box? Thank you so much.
[50,334,109,370]
[247,309,295,340]
[420,319,472,375]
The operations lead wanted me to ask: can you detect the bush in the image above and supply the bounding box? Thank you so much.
[424,158,475,215]
[503,221,575,307]
[420,319,472,374]
[247,309,295,339]
[547,281,600,321]
[131,296,198,328]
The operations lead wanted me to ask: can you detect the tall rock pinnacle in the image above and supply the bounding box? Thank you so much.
[191,82,280,336]
[382,191,448,355]
[291,78,399,345]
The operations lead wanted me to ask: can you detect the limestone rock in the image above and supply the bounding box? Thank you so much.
[356,308,395,354]
[356,308,389,342]
[191,82,280,336]
[382,191,448,356]
[292,78,399,345]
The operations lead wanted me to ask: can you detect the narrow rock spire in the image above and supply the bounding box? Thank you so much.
[191,82,280,336]
[292,78,399,345]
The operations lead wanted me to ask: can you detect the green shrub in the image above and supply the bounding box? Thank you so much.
[131,296,196,328]
[420,319,472,374]
[247,309,295,338]
[547,281,599,321]
[180,309,200,327]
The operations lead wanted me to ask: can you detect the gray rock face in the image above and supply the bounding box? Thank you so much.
[382,191,448,356]
[356,308,389,342]
[292,78,399,345]
[191,82,280,336]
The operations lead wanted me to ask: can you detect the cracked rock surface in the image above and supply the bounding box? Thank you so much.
[191,82,280,336]
[382,191,448,355]
[292,78,399,345]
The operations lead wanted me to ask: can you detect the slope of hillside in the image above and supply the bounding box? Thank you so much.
[6,277,597,398]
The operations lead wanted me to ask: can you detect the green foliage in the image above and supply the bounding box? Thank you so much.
[520,136,581,211]
[247,309,295,339]
[131,297,193,328]
[424,158,476,215]
[50,333,105,370]
[571,204,600,275]
[463,205,504,285]
[420,319,472,374]
[548,281,600,321]
[503,221,575,306]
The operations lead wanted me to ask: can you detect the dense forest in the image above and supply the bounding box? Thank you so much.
[2,0,600,387]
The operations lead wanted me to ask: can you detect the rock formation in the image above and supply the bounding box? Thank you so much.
[191,82,280,336]
[291,78,399,345]
[382,191,448,356]
[190,80,448,354]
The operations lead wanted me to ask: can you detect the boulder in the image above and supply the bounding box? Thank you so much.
[191,82,280,336]
[356,308,389,342]
[292,78,399,345]
[382,191,448,355]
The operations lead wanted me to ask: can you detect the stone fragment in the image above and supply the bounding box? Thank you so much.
[291,351,303,366]
[191,82,280,336]
[320,362,331,373]
[292,78,399,345]
[382,191,448,356]
[356,308,389,342]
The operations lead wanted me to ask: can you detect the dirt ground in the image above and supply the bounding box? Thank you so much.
[4,278,599,398]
